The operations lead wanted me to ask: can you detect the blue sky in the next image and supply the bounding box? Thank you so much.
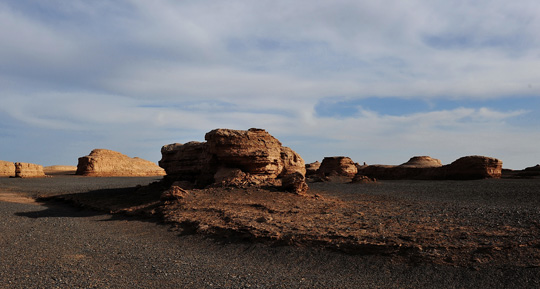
[1,1,539,169]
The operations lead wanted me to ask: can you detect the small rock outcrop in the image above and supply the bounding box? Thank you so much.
[15,162,45,178]
[358,155,502,180]
[317,157,358,178]
[305,161,321,177]
[159,128,307,193]
[0,160,15,177]
[76,149,166,177]
[44,165,77,175]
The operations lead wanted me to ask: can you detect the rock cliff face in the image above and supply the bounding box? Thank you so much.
[0,160,15,177]
[76,149,166,177]
[159,128,307,193]
[317,157,358,178]
[358,155,502,180]
[15,162,45,178]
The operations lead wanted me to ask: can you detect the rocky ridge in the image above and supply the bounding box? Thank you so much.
[76,149,166,177]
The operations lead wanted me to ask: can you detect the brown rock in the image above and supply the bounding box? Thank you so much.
[351,175,376,184]
[15,162,45,178]
[160,185,191,201]
[305,161,321,177]
[159,128,307,190]
[441,155,502,179]
[0,160,15,177]
[282,172,309,195]
[77,149,166,177]
[44,165,77,175]
[399,156,443,168]
[318,157,358,178]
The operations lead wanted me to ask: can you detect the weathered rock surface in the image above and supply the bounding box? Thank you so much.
[358,155,502,180]
[317,157,358,178]
[15,162,45,178]
[44,165,77,175]
[159,128,307,191]
[0,161,15,177]
[77,149,166,177]
[399,156,443,168]
[305,161,321,177]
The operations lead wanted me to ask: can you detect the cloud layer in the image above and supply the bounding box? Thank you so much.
[1,1,539,169]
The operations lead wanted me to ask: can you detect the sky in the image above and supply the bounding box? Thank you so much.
[1,0,539,169]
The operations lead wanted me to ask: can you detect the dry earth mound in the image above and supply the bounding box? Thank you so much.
[399,156,443,168]
[15,162,45,178]
[76,149,166,177]
[159,128,307,193]
[317,156,358,178]
[0,160,15,177]
[44,165,78,175]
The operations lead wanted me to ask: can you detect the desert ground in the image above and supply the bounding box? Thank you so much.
[1,175,540,288]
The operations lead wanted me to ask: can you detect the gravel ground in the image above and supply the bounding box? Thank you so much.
[1,176,540,288]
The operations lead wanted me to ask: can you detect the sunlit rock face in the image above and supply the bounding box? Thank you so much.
[0,160,15,177]
[159,128,307,193]
[76,149,166,177]
[15,162,45,178]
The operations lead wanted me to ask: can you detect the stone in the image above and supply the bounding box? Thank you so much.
[159,128,307,190]
[160,185,191,201]
[317,157,358,178]
[399,156,443,168]
[440,155,502,179]
[358,155,502,180]
[351,175,376,184]
[282,172,309,195]
[305,161,321,177]
[0,160,15,177]
[15,162,45,178]
[76,149,166,177]
[44,165,77,175]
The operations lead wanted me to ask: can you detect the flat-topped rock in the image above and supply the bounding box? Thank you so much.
[0,160,15,177]
[77,149,166,177]
[44,165,78,175]
[399,156,442,168]
[15,162,45,178]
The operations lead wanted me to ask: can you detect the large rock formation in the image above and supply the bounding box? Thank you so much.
[159,128,307,192]
[317,156,358,178]
[15,162,45,178]
[358,155,502,180]
[76,149,166,177]
[0,160,15,177]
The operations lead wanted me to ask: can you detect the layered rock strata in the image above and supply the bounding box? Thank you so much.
[76,149,166,177]
[0,160,15,177]
[358,155,502,180]
[159,128,307,193]
[15,162,45,178]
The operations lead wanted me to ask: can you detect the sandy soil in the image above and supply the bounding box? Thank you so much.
[5,176,538,268]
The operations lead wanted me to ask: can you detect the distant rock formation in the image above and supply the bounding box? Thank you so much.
[317,156,358,178]
[358,155,502,180]
[305,161,321,177]
[44,165,77,175]
[0,160,15,177]
[76,149,166,177]
[159,128,307,193]
[15,162,45,178]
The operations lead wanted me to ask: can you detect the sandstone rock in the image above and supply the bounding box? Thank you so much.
[359,155,502,180]
[159,128,307,190]
[524,164,540,171]
[317,157,358,178]
[0,160,15,177]
[44,165,77,175]
[15,162,45,178]
[282,172,309,195]
[351,175,376,184]
[441,155,502,179]
[399,156,442,168]
[160,185,191,201]
[305,161,321,177]
[77,149,166,177]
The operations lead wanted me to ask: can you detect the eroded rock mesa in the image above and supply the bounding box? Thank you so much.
[159,128,307,193]
[358,155,502,180]
[15,162,45,178]
[77,149,166,177]
[0,160,15,177]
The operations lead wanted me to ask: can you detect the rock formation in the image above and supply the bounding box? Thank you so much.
[317,156,358,178]
[358,155,502,180]
[44,165,77,175]
[305,161,321,177]
[159,128,307,193]
[0,160,15,177]
[76,149,166,177]
[15,162,45,178]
